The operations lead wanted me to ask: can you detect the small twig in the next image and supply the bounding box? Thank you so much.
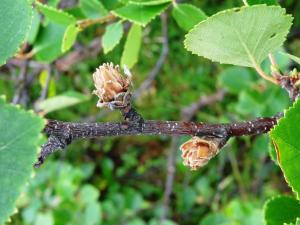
[133,13,169,98]
[55,38,102,72]
[77,14,116,30]
[12,60,29,105]
[181,90,226,121]
[242,0,249,6]
[159,138,179,223]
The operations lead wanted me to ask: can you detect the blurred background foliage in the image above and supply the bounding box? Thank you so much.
[1,0,300,224]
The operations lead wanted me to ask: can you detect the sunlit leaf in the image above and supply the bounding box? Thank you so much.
[102,22,124,54]
[113,3,169,26]
[270,99,300,197]
[121,24,142,68]
[172,3,207,31]
[0,97,45,224]
[62,23,80,52]
[35,91,89,114]
[184,5,292,67]
[0,0,32,65]
[264,196,300,225]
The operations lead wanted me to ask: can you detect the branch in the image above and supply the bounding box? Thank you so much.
[35,115,279,167]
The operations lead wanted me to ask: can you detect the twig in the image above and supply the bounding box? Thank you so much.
[12,60,29,105]
[77,14,116,30]
[159,138,179,223]
[133,13,169,99]
[181,90,226,121]
[35,110,279,167]
[55,38,102,72]
[159,90,225,222]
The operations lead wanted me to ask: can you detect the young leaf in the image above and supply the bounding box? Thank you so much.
[62,23,80,52]
[248,0,278,5]
[184,5,292,67]
[270,99,300,197]
[279,52,300,65]
[172,3,207,31]
[264,196,300,225]
[113,3,169,26]
[0,97,45,224]
[35,91,89,114]
[102,22,124,54]
[0,0,32,66]
[34,22,66,62]
[35,2,76,25]
[129,0,171,5]
[121,24,142,68]
[80,0,108,19]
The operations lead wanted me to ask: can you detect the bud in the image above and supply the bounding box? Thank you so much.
[93,63,132,109]
[180,136,220,170]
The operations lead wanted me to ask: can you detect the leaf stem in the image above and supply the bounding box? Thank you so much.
[253,61,278,84]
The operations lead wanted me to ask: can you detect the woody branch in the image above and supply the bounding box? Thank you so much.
[35,63,299,168]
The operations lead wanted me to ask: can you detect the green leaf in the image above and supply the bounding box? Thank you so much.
[35,2,76,25]
[27,9,40,44]
[248,0,278,5]
[0,0,32,66]
[172,3,207,31]
[129,0,171,5]
[34,22,66,62]
[279,52,300,65]
[0,97,45,224]
[264,196,300,225]
[184,5,293,67]
[62,23,80,52]
[113,3,169,26]
[218,67,254,94]
[84,202,102,225]
[102,22,124,54]
[270,99,300,196]
[35,91,89,114]
[80,0,108,19]
[121,24,142,68]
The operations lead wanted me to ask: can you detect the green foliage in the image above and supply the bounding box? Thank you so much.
[113,3,169,26]
[36,91,90,114]
[102,22,124,54]
[34,22,66,62]
[121,24,142,68]
[270,99,300,197]
[184,5,292,67]
[0,97,45,224]
[200,199,264,225]
[172,3,207,31]
[264,196,300,225]
[80,0,108,19]
[0,0,32,66]
[218,67,254,94]
[62,23,80,52]
[248,0,278,5]
[129,0,172,5]
[279,52,300,65]
[35,2,76,25]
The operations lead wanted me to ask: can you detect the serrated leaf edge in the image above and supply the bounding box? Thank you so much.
[35,1,76,25]
[270,99,300,198]
[112,3,170,27]
[0,0,33,66]
[183,4,293,67]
